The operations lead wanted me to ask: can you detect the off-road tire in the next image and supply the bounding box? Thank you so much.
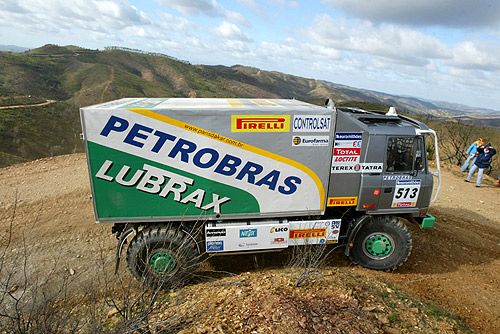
[126,224,200,289]
[349,216,412,271]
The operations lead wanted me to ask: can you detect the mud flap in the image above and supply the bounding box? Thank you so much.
[344,215,373,256]
[114,227,135,274]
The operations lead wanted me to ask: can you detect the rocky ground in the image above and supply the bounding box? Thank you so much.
[0,154,498,333]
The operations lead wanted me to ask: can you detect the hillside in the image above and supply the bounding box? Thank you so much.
[1,154,499,333]
[0,44,498,167]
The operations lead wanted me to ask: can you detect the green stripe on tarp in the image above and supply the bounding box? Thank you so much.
[87,141,260,219]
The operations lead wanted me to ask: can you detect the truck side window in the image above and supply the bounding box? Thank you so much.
[386,137,416,173]
[413,137,425,171]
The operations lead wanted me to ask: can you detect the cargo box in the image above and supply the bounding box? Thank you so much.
[80,98,335,223]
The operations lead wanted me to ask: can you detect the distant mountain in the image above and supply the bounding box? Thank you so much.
[0,44,498,167]
[0,44,29,53]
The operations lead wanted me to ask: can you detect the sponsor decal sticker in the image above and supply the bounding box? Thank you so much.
[270,226,288,233]
[206,240,224,252]
[239,228,258,238]
[206,228,227,237]
[327,196,358,207]
[383,175,413,181]
[392,179,421,208]
[289,219,339,245]
[231,115,290,132]
[238,242,258,248]
[289,228,326,239]
[272,237,286,244]
[335,132,362,140]
[333,148,360,156]
[292,136,329,147]
[331,132,363,171]
[331,163,383,174]
[293,115,331,132]
[327,219,341,243]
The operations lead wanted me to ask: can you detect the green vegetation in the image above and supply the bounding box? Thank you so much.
[0,44,498,168]
[0,102,81,167]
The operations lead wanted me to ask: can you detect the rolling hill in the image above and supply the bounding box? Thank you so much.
[0,44,498,167]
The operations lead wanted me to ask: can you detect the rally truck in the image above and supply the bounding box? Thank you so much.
[80,98,441,288]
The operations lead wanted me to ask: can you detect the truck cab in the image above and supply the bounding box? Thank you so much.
[328,107,435,218]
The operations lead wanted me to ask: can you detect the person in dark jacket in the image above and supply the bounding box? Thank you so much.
[465,143,496,187]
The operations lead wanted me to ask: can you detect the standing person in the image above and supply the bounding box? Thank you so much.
[461,138,484,172]
[465,143,496,187]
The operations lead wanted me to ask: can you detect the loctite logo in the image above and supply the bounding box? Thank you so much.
[289,228,326,239]
[231,115,290,132]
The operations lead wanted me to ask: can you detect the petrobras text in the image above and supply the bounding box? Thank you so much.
[99,115,301,196]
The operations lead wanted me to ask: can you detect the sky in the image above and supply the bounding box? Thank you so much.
[1,0,500,110]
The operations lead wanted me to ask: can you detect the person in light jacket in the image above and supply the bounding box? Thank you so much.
[461,138,484,172]
[465,143,496,187]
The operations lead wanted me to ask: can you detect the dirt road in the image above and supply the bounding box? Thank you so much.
[0,155,498,333]
[0,99,57,110]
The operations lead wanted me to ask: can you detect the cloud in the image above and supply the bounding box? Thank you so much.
[0,0,151,33]
[215,21,252,42]
[449,41,500,71]
[306,15,451,66]
[323,0,500,28]
[158,0,249,26]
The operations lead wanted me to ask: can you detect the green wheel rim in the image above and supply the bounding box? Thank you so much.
[363,233,394,259]
[148,251,176,273]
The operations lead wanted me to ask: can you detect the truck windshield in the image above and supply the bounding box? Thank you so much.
[386,137,424,173]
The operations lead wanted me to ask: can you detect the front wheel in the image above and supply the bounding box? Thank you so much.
[349,216,412,271]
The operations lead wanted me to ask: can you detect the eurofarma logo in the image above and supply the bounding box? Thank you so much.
[231,115,290,132]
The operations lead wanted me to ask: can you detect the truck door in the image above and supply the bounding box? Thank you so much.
[377,136,431,211]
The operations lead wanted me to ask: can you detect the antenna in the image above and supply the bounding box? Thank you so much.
[325,98,336,110]
[386,106,397,116]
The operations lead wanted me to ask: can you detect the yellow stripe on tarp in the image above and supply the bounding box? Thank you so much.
[128,108,326,211]
[227,99,244,108]
[251,99,278,106]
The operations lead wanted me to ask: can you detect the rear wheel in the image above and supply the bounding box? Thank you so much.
[349,216,412,271]
[126,224,200,289]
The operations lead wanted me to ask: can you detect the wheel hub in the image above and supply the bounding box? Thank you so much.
[364,233,394,259]
[148,251,176,273]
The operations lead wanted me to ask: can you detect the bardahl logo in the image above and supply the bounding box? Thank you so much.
[289,228,326,239]
[206,228,226,237]
[231,115,290,132]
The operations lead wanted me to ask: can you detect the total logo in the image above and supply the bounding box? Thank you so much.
[270,226,288,233]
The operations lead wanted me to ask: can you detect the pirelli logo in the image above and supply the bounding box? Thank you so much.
[289,228,326,239]
[231,115,290,132]
[327,196,358,207]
